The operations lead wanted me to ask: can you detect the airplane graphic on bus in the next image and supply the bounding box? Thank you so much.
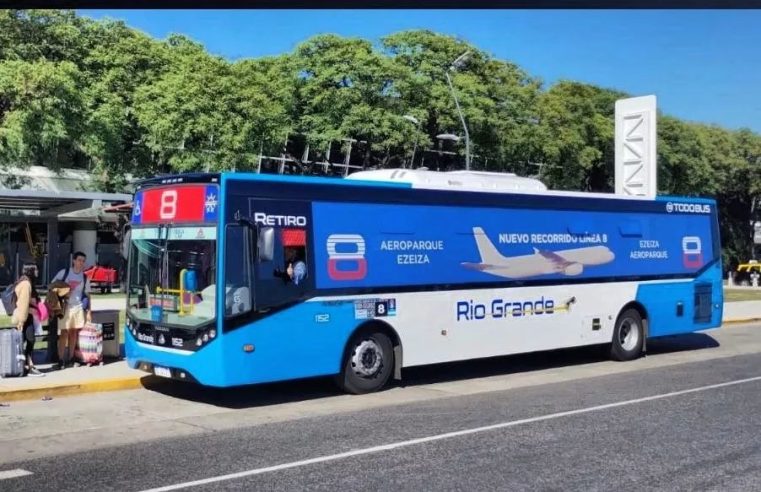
[461,227,615,279]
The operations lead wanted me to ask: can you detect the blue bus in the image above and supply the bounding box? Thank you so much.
[124,169,723,394]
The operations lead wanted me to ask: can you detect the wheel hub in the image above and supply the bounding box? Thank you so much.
[619,318,640,351]
[351,339,383,377]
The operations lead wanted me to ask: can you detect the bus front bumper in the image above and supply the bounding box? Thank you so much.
[124,330,225,386]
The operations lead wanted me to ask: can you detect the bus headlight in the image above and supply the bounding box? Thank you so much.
[196,337,203,347]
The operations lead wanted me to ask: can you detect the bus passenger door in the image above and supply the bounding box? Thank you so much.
[223,224,254,318]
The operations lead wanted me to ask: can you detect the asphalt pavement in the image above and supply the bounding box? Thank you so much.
[2,335,761,491]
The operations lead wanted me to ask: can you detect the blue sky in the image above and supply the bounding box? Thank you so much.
[80,9,761,133]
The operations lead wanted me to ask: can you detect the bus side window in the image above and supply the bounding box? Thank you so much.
[275,229,308,287]
[282,246,307,286]
[224,224,253,317]
[256,228,312,311]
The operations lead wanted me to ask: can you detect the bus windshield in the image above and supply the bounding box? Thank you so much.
[127,226,217,329]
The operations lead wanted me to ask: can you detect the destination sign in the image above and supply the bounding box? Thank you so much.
[132,184,219,224]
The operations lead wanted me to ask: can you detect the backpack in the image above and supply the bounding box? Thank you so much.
[1,281,17,315]
[3,276,37,317]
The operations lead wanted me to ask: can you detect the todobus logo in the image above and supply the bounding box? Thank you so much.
[666,202,711,214]
[326,234,367,280]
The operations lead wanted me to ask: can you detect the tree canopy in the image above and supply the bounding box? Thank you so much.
[0,9,759,265]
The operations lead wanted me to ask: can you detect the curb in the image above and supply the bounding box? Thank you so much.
[723,318,761,326]
[0,375,145,402]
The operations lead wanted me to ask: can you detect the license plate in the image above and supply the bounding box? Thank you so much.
[154,366,172,378]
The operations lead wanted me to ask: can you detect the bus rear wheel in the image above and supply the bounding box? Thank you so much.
[337,331,394,395]
[610,308,644,361]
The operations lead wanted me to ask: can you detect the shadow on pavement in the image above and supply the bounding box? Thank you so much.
[646,332,720,354]
[140,374,338,409]
[139,332,720,409]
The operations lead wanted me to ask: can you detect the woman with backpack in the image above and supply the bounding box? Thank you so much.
[13,263,45,377]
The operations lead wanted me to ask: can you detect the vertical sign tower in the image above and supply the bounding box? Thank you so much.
[615,95,657,198]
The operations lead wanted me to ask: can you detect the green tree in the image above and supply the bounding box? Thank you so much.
[133,35,235,172]
[0,59,86,171]
[78,18,170,190]
[383,30,542,171]
[536,81,625,191]
[2,9,761,265]
[721,128,761,266]
[477,58,543,175]
[658,117,719,195]
[228,55,298,170]
[290,34,413,168]
[0,10,85,63]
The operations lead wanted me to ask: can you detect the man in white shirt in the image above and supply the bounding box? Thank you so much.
[53,251,92,369]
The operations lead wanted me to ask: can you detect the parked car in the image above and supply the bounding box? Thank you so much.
[734,261,761,286]
[84,265,118,293]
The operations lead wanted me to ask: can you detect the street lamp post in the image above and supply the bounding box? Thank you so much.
[402,114,420,168]
[445,50,471,170]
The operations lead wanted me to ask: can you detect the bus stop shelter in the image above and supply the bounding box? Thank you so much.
[0,189,131,284]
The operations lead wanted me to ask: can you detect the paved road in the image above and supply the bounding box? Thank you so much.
[3,353,761,491]
[2,324,761,491]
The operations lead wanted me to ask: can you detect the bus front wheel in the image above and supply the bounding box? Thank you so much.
[337,331,394,395]
[610,308,644,361]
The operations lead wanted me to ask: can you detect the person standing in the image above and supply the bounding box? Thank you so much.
[52,251,92,369]
[14,262,44,377]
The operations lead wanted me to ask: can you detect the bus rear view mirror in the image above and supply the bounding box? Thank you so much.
[257,227,275,262]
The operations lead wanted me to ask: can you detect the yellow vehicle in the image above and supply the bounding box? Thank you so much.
[735,261,761,286]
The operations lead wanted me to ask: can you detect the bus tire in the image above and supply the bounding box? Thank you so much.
[610,308,644,361]
[337,331,394,395]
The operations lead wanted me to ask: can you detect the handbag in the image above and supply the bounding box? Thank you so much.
[37,300,49,322]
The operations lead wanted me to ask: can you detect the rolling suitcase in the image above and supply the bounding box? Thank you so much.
[0,328,24,377]
[75,323,103,365]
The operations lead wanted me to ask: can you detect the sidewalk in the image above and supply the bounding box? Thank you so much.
[1,294,137,402]
[3,300,761,403]
[722,300,761,324]
[0,358,147,402]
